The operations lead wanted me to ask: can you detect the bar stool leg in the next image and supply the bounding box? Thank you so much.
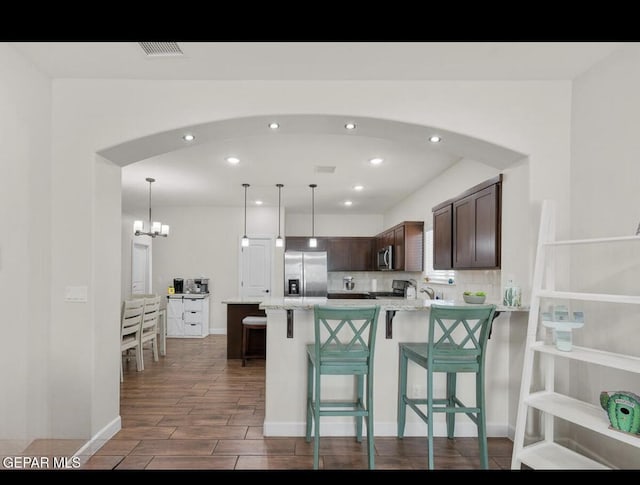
[241,324,247,367]
[477,371,489,469]
[313,366,321,470]
[306,354,313,442]
[356,374,364,442]
[366,370,375,470]
[427,367,435,470]
[397,347,408,438]
[446,372,457,439]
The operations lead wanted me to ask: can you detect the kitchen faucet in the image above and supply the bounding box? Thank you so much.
[420,286,435,299]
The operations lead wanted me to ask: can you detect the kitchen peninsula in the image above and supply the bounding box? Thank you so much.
[259,296,527,438]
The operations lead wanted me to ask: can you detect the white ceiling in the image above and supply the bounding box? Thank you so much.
[13,42,624,215]
[114,115,524,214]
[12,42,624,80]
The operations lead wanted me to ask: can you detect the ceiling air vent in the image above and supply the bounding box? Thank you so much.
[138,42,184,57]
[314,166,336,174]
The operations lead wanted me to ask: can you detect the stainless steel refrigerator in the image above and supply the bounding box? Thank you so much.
[284,251,328,297]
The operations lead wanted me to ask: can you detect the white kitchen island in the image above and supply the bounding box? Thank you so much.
[259,297,527,438]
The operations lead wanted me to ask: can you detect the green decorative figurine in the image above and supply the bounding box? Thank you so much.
[600,391,640,434]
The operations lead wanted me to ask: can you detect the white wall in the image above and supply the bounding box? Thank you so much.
[568,44,640,468]
[285,213,383,236]
[91,156,122,439]
[0,44,51,451]
[46,78,571,447]
[148,206,280,333]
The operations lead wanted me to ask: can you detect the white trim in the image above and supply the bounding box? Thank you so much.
[73,416,121,463]
[208,328,227,335]
[131,236,152,295]
[263,420,508,437]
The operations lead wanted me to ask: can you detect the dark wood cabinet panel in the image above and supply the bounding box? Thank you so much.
[393,226,405,271]
[433,205,453,270]
[403,222,424,272]
[226,303,266,359]
[373,222,424,272]
[442,176,501,270]
[285,236,327,251]
[327,238,351,271]
[350,238,375,271]
[327,237,375,271]
[453,196,474,268]
[473,184,500,268]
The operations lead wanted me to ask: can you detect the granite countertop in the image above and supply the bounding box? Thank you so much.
[167,293,210,299]
[222,297,265,304]
[258,296,529,312]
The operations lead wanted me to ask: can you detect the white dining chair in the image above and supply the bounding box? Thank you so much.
[120,299,145,381]
[139,295,161,370]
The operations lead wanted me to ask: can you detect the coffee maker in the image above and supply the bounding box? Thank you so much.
[173,278,184,294]
[195,278,209,294]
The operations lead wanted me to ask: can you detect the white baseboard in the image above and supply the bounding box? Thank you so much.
[507,424,516,440]
[263,420,508,438]
[208,328,227,335]
[73,416,122,463]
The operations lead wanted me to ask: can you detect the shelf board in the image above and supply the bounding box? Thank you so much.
[544,235,640,246]
[532,342,640,373]
[537,290,640,305]
[526,391,640,448]
[517,442,609,469]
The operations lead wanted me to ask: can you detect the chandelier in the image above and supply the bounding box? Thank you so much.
[133,177,169,238]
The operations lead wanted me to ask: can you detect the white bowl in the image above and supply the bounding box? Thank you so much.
[463,294,486,304]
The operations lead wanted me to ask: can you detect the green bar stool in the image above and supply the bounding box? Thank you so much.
[306,305,381,470]
[397,304,496,469]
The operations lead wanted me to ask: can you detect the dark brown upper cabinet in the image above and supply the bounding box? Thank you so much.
[374,221,424,272]
[433,175,501,270]
[433,204,453,270]
[327,237,375,271]
[284,236,327,252]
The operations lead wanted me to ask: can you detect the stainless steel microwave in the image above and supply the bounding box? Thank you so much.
[377,245,393,271]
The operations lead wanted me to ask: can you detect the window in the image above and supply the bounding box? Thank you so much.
[424,229,456,284]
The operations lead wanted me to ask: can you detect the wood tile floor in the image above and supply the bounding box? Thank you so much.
[82,335,514,470]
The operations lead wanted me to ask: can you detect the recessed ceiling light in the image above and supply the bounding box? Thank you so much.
[345,122,356,130]
[353,185,364,191]
[269,122,279,130]
[429,135,442,143]
[369,158,384,165]
[344,200,353,206]
[255,200,263,206]
[183,134,195,142]
[226,157,240,165]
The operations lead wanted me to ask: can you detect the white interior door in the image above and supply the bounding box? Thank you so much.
[240,237,272,299]
[132,239,151,295]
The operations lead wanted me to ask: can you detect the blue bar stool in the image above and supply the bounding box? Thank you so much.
[306,305,381,469]
[397,304,496,469]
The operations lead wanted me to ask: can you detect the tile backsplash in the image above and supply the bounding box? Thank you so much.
[328,270,502,302]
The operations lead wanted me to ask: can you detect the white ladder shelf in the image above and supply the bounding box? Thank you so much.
[511,200,640,470]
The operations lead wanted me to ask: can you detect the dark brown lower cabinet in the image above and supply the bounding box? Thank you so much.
[226,303,266,359]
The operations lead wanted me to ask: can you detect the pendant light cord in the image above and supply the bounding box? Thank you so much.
[242,183,250,237]
[148,180,152,228]
[277,184,283,237]
[309,184,317,238]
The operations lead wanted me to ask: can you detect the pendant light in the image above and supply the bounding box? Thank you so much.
[275,183,284,247]
[133,177,169,238]
[309,184,317,248]
[241,183,250,247]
